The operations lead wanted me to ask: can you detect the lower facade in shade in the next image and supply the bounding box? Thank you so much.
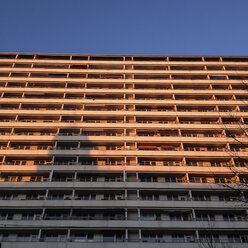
[0,53,247,247]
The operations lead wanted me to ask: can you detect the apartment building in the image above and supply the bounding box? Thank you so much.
[0,53,247,247]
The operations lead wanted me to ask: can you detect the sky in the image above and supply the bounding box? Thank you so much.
[0,0,248,55]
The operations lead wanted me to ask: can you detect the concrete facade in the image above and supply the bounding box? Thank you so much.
[0,53,247,247]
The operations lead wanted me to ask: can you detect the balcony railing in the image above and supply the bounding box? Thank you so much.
[0,177,240,186]
[0,161,240,167]
[0,195,245,203]
[0,237,247,244]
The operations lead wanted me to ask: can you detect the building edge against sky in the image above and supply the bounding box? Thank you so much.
[0,53,247,247]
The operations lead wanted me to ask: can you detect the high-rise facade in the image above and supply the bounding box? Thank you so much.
[0,53,247,247]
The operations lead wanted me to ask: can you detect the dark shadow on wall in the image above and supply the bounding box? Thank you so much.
[0,118,130,243]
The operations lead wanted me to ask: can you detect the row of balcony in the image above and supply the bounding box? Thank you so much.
[0,194,246,204]
[1,207,247,222]
[0,128,246,138]
[1,144,248,153]
[1,82,247,90]
[2,71,248,81]
[0,177,243,185]
[1,105,248,113]
[1,118,248,125]
[5,66,248,75]
[0,185,246,201]
[0,128,245,138]
[1,92,248,101]
[0,172,240,183]
[1,233,247,244]
[1,158,247,168]
[0,104,247,110]
[2,53,248,62]
[3,60,248,71]
[0,90,247,98]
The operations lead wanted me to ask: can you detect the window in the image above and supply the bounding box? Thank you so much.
[22,213,33,220]
[228,235,241,243]
[17,234,30,241]
[87,234,94,242]
[141,194,158,200]
[200,235,219,243]
[73,235,87,242]
[142,213,155,221]
[7,213,13,220]
[31,235,37,242]
[170,215,182,221]
[168,194,179,201]
[103,194,115,200]
[103,214,115,220]
[193,195,210,201]
[223,214,235,221]
[0,214,6,220]
[103,234,115,242]
[219,195,230,201]
[105,176,116,182]
[79,176,97,182]
[172,234,184,243]
[143,234,156,242]
[141,177,157,182]
[2,234,8,241]
[44,234,66,242]
[196,214,208,221]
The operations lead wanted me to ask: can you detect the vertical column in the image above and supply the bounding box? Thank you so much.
[188,189,192,200]
[125,189,127,199]
[52,156,55,165]
[195,230,199,241]
[38,229,42,240]
[192,208,196,219]
[67,229,71,241]
[41,208,45,219]
[76,155,79,164]
[123,171,126,182]
[136,172,139,181]
[185,172,189,182]
[45,189,49,199]
[138,229,142,241]
[137,189,140,200]
[72,189,75,199]
[124,156,127,167]
[74,171,78,181]
[49,170,53,182]
[125,229,128,242]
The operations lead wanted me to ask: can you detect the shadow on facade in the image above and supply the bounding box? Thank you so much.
[0,122,129,243]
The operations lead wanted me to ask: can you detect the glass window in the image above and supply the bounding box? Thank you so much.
[172,234,184,243]
[45,234,58,242]
[213,235,220,243]
[88,234,94,242]
[73,235,87,242]
[59,235,66,241]
[103,234,115,242]
[30,235,37,241]
[142,213,155,220]
[17,234,30,241]
[2,234,8,241]
[143,234,156,242]
[228,235,241,243]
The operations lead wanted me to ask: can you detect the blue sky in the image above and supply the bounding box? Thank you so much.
[0,0,248,55]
